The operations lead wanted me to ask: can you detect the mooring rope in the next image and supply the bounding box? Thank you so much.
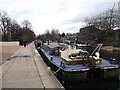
[53,63,64,75]
[91,44,103,56]
[48,62,64,75]
[91,46,99,56]
[98,45,102,53]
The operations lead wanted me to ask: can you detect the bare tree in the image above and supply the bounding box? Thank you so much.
[22,20,33,31]
[85,4,118,30]
[0,10,35,43]
[10,20,22,40]
[51,29,60,41]
[21,20,35,43]
[0,10,12,40]
[44,30,51,40]
[117,1,120,28]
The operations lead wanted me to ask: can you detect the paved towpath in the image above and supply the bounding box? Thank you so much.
[0,43,64,89]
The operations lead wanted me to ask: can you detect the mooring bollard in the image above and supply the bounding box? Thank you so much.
[47,67,51,75]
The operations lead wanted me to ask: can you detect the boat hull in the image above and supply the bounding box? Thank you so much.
[37,48,88,82]
[37,47,119,82]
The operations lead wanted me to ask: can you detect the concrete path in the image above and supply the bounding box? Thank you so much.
[0,43,64,89]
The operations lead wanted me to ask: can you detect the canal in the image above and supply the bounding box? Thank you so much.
[58,47,120,89]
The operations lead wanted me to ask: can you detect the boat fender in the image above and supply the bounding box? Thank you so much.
[93,52,100,59]
[96,59,102,64]
[95,52,100,58]
[93,52,102,64]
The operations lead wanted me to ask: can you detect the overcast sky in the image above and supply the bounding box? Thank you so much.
[0,0,119,35]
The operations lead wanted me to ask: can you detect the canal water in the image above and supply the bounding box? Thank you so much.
[58,48,120,89]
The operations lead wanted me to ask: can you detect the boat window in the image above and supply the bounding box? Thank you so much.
[49,49,55,55]
[49,48,60,56]
[42,45,51,52]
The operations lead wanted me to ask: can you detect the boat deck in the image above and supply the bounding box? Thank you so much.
[41,48,118,71]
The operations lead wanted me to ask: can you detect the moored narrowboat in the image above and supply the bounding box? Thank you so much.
[36,41,119,82]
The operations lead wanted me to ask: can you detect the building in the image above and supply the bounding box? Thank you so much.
[78,25,120,44]
[78,26,101,41]
[101,29,120,41]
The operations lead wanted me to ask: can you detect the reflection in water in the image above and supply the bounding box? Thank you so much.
[100,49,120,90]
[61,78,119,89]
[100,50,120,65]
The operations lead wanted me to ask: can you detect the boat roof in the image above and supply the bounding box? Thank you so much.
[44,43,65,49]
[41,44,119,71]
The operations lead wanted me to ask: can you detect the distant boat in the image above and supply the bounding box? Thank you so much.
[35,41,119,82]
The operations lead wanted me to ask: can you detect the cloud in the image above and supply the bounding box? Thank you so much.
[63,2,116,24]
[0,0,119,35]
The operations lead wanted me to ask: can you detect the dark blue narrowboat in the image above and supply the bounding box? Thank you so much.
[36,41,119,82]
